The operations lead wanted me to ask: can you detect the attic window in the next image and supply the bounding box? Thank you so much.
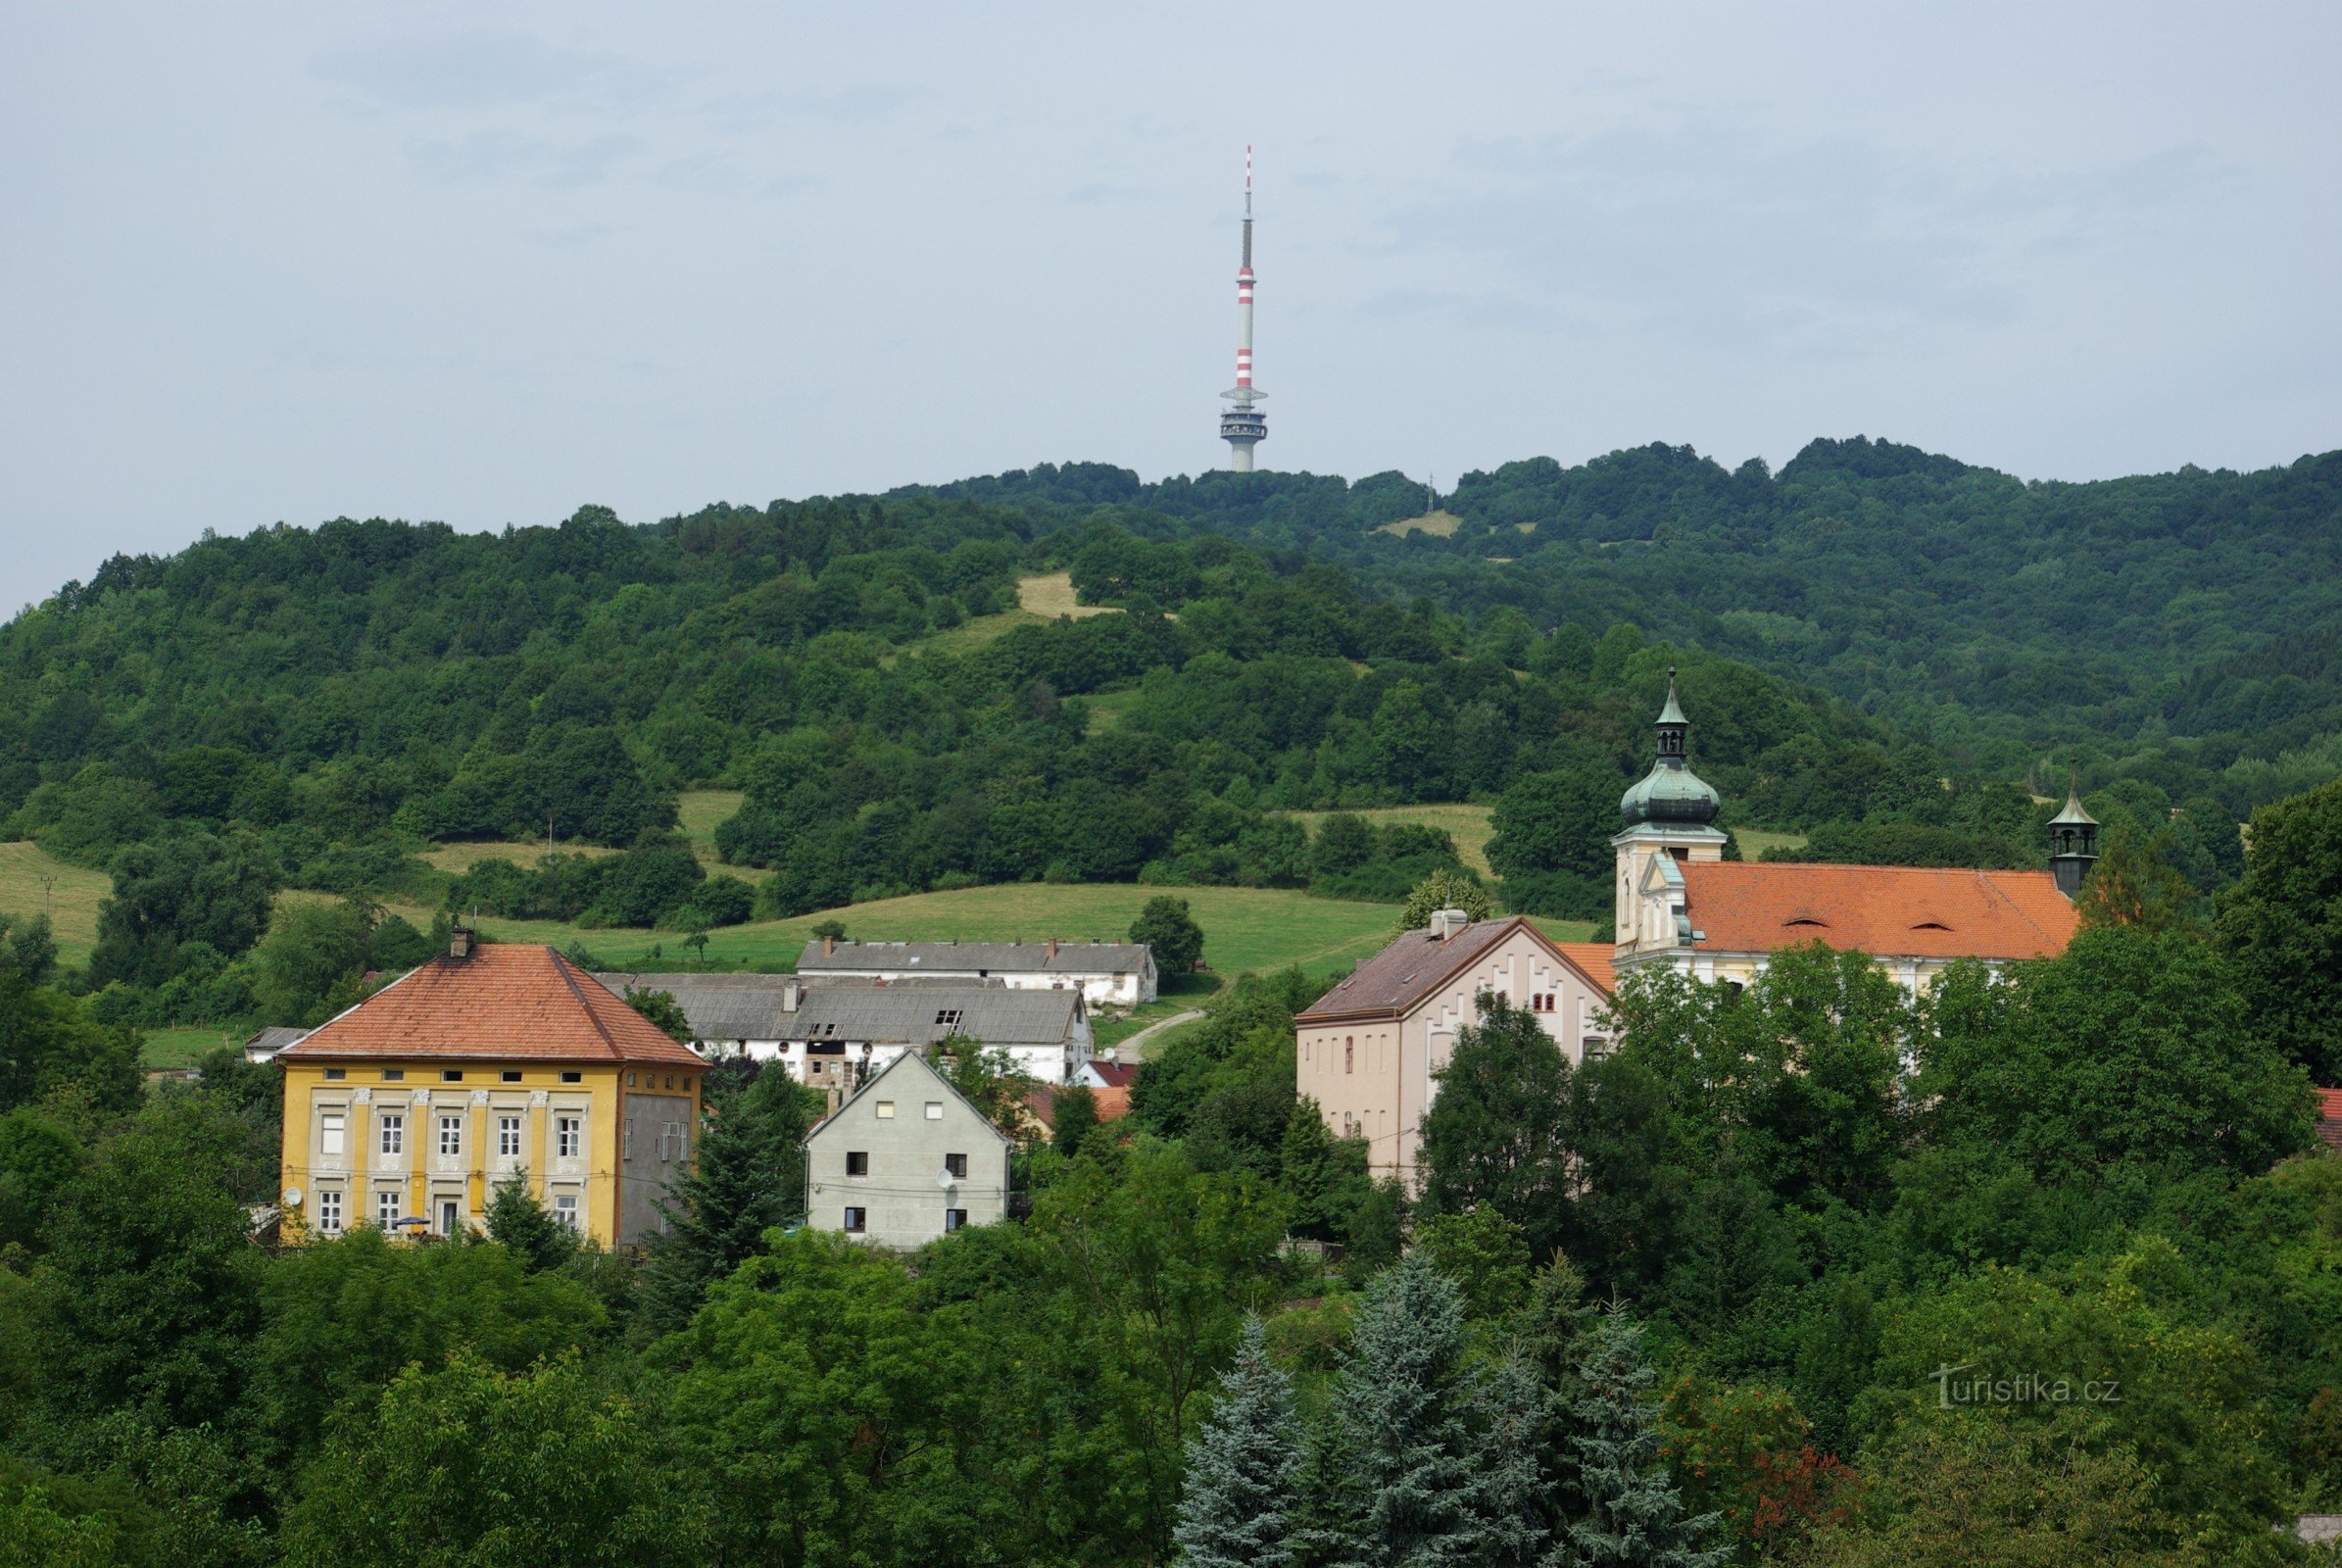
[935,1008,963,1028]
[1784,917,1829,928]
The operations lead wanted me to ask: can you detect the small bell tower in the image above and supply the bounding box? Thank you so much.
[2047,768,2099,899]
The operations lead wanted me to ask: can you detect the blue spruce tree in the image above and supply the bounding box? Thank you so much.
[1567,1310,1727,1568]
[1176,1317,1302,1568]
[1316,1250,1547,1567]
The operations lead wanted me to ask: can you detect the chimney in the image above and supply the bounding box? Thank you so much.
[783,979,803,1012]
[1428,907,1470,941]
[823,934,835,957]
[1047,936,1059,961]
[449,924,473,960]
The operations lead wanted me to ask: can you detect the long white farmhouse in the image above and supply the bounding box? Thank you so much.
[794,936,1157,1008]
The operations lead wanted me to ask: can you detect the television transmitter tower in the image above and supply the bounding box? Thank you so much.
[1219,148,1267,471]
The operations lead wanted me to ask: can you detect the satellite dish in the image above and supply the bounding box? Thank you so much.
[936,1167,956,1189]
[282,1185,303,1206]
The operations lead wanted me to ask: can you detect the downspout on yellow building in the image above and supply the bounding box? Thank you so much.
[274,934,704,1250]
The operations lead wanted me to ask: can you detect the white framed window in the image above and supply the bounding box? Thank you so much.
[498,1115,521,1157]
[934,1008,962,1028]
[379,1114,404,1156]
[375,1189,402,1229]
[317,1188,343,1234]
[437,1199,461,1236]
[623,1120,634,1159]
[925,1101,944,1120]
[319,1111,346,1157]
[438,1115,464,1157]
[875,1102,896,1119]
[557,1115,581,1158]
[553,1194,579,1230]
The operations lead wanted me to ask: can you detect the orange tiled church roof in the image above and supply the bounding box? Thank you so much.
[1555,941,1616,994]
[278,943,706,1066]
[1678,861,2077,961]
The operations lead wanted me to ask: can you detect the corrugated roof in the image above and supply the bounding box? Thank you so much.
[280,944,705,1066]
[1679,861,2078,960]
[1299,916,1610,1021]
[798,940,1150,975]
[787,986,1081,1048]
[591,972,798,1042]
[243,1026,312,1054]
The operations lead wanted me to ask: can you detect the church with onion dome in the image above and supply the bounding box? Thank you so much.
[1612,672,2091,992]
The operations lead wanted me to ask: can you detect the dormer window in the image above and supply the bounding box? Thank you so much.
[1784,917,1829,928]
[1912,920,1951,931]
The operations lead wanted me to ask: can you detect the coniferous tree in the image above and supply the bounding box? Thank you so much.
[483,1169,576,1273]
[1568,1310,1726,1568]
[635,1069,818,1332]
[1173,1317,1301,1568]
[1316,1250,1547,1567]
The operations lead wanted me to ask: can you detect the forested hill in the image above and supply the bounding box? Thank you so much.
[0,436,2333,958]
[898,439,2342,773]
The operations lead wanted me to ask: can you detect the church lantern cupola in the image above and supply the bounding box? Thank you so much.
[2047,770,2099,900]
[1620,668,1722,827]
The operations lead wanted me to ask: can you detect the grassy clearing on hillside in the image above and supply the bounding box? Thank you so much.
[1283,804,1497,876]
[1374,511,1461,538]
[394,884,1429,981]
[143,1025,235,1070]
[1017,571,1118,618]
[1734,828,1809,859]
[677,789,744,846]
[419,840,617,874]
[898,607,1046,661]
[1079,687,1146,735]
[0,841,111,964]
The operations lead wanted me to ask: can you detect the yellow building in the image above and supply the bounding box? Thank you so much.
[275,935,705,1249]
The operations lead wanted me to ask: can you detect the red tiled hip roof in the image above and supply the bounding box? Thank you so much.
[2316,1087,2342,1152]
[278,944,706,1067]
[1677,861,2078,961]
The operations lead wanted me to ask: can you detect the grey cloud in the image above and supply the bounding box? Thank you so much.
[408,129,645,189]
[696,83,923,132]
[1067,182,1156,205]
[1374,117,2213,350]
[652,153,815,199]
[312,30,670,115]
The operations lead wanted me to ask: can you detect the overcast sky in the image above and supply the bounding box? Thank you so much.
[2,3,2336,610]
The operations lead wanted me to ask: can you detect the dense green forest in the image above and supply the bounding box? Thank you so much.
[2,440,2342,1561]
[2,775,2340,1563]
[7,435,2326,1031]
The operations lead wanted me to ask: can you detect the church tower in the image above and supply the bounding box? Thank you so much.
[2046,772,2099,899]
[1612,670,1729,958]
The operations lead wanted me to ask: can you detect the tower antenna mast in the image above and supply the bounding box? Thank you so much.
[1219,146,1267,471]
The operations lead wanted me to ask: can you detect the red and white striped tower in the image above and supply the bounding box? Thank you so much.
[1219,147,1267,471]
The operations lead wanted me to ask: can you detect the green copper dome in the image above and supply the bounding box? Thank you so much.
[1621,670,1722,826]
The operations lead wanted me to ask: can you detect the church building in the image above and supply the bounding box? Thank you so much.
[1612,673,2086,989]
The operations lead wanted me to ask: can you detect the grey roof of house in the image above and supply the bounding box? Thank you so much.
[591,973,800,1043]
[243,1026,312,1054]
[796,940,1151,976]
[805,1048,1013,1146]
[787,985,1081,1049]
